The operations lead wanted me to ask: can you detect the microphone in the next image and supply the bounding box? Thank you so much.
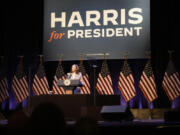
[66,73,71,79]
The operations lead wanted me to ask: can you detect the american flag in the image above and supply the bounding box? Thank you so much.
[96,60,114,95]
[139,60,158,103]
[0,65,9,103]
[79,60,91,94]
[52,61,66,95]
[162,60,180,101]
[12,60,29,103]
[118,60,136,102]
[32,63,49,95]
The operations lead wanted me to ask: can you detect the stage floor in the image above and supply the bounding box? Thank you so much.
[66,119,180,126]
[1,118,180,135]
[1,118,180,127]
[66,119,180,135]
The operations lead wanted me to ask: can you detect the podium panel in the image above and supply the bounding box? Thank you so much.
[57,79,82,94]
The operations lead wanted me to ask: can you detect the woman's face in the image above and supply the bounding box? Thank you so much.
[72,65,77,72]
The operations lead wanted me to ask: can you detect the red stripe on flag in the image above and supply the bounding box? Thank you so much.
[139,79,153,102]
[120,74,134,98]
[118,76,133,102]
[34,76,46,95]
[163,76,176,99]
[142,73,157,99]
[98,74,109,95]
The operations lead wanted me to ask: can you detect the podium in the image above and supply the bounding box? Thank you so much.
[57,79,83,94]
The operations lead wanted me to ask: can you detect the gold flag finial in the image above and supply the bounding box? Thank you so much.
[104,53,107,60]
[38,55,43,64]
[0,56,4,64]
[18,56,24,63]
[145,51,151,60]
[80,54,84,63]
[124,51,129,60]
[168,50,174,60]
[57,53,63,64]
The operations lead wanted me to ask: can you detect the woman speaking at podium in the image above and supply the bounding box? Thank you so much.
[67,64,84,94]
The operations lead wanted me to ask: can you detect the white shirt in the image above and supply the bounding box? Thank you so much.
[67,72,84,84]
[67,72,84,94]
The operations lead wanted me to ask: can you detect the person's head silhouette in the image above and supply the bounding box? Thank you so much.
[75,117,100,135]
[29,102,66,135]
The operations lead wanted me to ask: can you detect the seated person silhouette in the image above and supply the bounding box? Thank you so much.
[29,102,66,135]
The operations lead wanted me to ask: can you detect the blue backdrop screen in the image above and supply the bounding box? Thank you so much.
[43,0,150,61]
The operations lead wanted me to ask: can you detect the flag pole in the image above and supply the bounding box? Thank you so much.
[18,56,24,109]
[58,57,62,64]
[0,56,4,107]
[57,54,63,95]
[91,53,98,106]
[124,51,130,107]
[0,56,4,69]
[168,50,175,108]
[168,50,174,60]
[28,65,31,115]
[79,54,84,95]
[18,55,31,115]
[57,53,63,64]
[91,54,97,106]
[18,56,24,64]
[0,56,4,62]
[39,55,43,65]
[146,51,153,120]
[80,54,83,63]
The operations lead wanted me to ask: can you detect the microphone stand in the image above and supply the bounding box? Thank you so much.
[86,55,98,106]
[92,64,98,106]
[27,66,31,115]
[86,53,109,106]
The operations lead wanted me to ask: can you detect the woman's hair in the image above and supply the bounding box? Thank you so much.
[71,64,79,73]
